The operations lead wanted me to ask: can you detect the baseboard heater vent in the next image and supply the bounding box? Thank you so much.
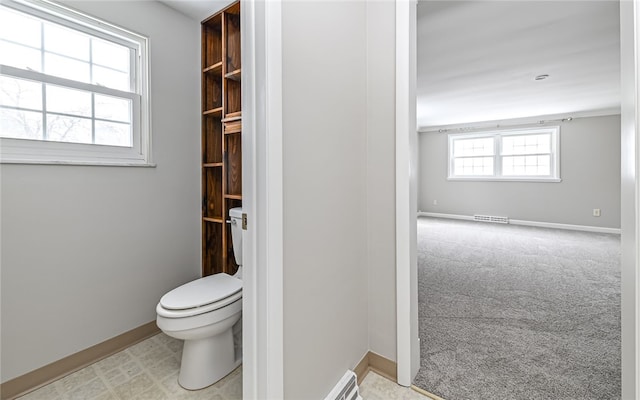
[474,214,509,224]
[324,370,362,400]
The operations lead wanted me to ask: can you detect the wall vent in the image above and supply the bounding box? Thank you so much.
[473,214,509,224]
[323,370,362,400]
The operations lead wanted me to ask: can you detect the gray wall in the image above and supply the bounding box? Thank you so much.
[418,115,622,228]
[281,1,369,398]
[281,3,399,397]
[366,0,397,363]
[0,1,201,382]
[0,0,403,392]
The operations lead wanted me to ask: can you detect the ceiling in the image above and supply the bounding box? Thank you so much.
[417,0,621,129]
[160,1,621,130]
[160,0,233,21]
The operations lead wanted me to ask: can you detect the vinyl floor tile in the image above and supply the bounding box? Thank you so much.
[17,333,423,400]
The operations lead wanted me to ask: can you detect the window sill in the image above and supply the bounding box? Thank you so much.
[0,159,156,167]
[447,177,562,183]
[0,137,153,167]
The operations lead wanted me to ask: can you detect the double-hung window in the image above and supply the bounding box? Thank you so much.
[0,0,150,165]
[448,127,560,181]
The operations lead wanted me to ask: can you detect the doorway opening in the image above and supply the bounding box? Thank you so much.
[396,1,638,399]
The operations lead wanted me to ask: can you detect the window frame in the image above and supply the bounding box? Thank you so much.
[447,127,561,182]
[0,0,152,166]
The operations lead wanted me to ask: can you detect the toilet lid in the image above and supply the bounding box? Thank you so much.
[160,273,242,310]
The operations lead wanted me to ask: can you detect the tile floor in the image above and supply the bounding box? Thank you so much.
[17,333,428,400]
[360,373,430,400]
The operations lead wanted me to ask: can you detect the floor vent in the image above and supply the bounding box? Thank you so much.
[473,214,509,224]
[324,370,362,400]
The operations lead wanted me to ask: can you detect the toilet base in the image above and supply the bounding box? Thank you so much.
[178,328,242,390]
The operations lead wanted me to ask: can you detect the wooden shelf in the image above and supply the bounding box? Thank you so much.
[202,1,242,277]
[202,14,222,71]
[222,112,241,122]
[203,117,222,164]
[223,120,241,135]
[203,61,223,74]
[203,107,223,117]
[225,68,241,81]
[224,79,241,117]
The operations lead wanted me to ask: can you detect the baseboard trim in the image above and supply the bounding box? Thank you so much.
[353,352,445,399]
[354,351,397,385]
[418,212,621,235]
[509,219,621,234]
[354,352,370,384]
[0,321,159,400]
[411,384,447,400]
[418,212,474,222]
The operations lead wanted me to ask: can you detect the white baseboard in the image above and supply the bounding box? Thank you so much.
[418,212,621,235]
[418,212,474,222]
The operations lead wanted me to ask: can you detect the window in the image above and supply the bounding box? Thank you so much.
[0,0,151,165]
[448,127,560,181]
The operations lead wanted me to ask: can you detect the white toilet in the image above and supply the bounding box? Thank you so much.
[156,207,244,390]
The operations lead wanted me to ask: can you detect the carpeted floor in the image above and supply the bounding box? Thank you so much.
[414,217,621,400]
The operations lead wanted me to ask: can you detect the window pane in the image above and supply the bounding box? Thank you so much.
[95,94,131,122]
[0,76,42,110]
[46,114,91,144]
[92,38,130,73]
[46,85,91,117]
[0,108,43,139]
[502,133,551,155]
[44,23,89,61]
[95,120,131,147]
[0,1,148,165]
[453,137,494,157]
[44,53,90,83]
[0,41,42,72]
[0,8,41,48]
[502,155,551,176]
[92,65,130,91]
[454,156,493,176]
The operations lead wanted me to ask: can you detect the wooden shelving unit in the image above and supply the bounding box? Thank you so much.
[201,1,242,277]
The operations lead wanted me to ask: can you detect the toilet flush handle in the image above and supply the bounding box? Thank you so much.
[226,219,237,225]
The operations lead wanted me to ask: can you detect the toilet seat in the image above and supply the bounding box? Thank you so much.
[157,273,242,319]
[157,290,242,319]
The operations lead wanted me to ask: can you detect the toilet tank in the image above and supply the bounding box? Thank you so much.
[229,207,243,266]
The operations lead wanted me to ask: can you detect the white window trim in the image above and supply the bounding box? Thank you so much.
[0,0,153,166]
[447,127,561,182]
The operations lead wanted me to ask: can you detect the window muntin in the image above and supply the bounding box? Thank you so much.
[0,0,150,165]
[0,6,132,91]
[1,75,133,146]
[448,127,560,181]
[451,137,494,176]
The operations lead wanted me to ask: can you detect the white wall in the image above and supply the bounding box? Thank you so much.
[0,1,201,382]
[281,1,369,398]
[418,115,622,228]
[366,0,397,363]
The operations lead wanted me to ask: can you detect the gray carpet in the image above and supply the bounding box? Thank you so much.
[414,217,621,400]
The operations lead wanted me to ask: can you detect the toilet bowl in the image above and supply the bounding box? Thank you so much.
[156,207,244,390]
